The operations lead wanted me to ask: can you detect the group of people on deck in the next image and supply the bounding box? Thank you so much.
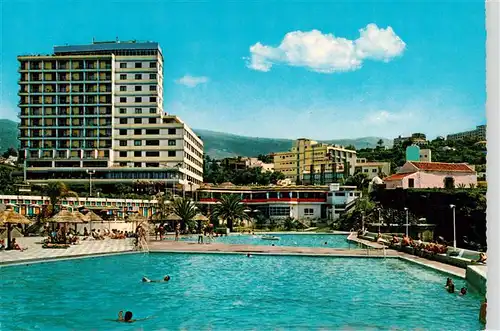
[0,238,26,251]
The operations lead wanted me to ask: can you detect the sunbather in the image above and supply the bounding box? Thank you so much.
[0,239,5,250]
[10,238,27,251]
[476,252,487,264]
[142,275,170,283]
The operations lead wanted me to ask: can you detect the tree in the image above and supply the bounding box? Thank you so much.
[345,145,356,151]
[211,194,249,232]
[171,197,198,231]
[377,139,384,148]
[345,172,369,189]
[43,182,79,216]
[257,154,273,163]
[151,191,172,223]
[2,147,18,158]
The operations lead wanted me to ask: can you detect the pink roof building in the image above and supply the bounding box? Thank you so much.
[383,161,477,189]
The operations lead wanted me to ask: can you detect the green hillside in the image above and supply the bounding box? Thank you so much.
[0,119,19,152]
[195,129,392,159]
[0,119,391,159]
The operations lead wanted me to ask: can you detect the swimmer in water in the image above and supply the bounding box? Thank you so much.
[447,281,455,293]
[142,275,170,283]
[110,310,152,323]
[324,242,328,245]
[247,253,252,257]
[445,278,452,289]
[460,287,467,296]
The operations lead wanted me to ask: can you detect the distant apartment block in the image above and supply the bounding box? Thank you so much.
[273,138,356,185]
[393,133,427,146]
[355,158,391,179]
[446,125,486,142]
[18,40,203,189]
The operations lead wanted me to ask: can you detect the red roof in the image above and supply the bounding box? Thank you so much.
[408,161,474,173]
[383,173,415,181]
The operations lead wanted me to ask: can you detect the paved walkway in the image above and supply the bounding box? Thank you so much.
[0,235,467,279]
[148,240,393,257]
[0,236,135,265]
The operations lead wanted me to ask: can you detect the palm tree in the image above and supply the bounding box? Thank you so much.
[171,197,198,231]
[211,194,249,232]
[151,191,172,223]
[44,182,79,216]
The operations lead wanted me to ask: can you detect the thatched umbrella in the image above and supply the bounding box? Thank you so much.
[47,209,81,224]
[0,207,32,249]
[166,213,182,222]
[193,213,209,233]
[84,211,103,232]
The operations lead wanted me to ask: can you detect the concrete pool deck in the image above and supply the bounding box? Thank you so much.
[0,235,470,280]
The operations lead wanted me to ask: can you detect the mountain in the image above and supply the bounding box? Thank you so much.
[0,119,391,159]
[194,129,392,159]
[0,119,19,152]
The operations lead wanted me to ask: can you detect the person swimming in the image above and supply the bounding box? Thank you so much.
[459,287,467,296]
[445,278,452,289]
[142,275,170,283]
[246,253,252,258]
[447,281,455,293]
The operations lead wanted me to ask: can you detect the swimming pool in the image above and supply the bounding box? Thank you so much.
[178,233,356,248]
[0,253,483,330]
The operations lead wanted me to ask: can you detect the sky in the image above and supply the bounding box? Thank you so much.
[0,0,486,140]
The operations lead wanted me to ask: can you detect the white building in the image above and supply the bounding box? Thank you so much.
[18,40,203,189]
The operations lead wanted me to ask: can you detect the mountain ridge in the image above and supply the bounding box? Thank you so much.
[0,119,391,159]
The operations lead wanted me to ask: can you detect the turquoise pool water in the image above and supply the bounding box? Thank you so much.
[0,254,483,330]
[178,233,356,248]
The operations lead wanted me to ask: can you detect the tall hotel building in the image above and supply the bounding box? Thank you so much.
[18,40,203,189]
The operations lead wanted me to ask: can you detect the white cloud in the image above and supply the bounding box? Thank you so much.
[175,75,209,88]
[364,110,413,125]
[247,23,406,73]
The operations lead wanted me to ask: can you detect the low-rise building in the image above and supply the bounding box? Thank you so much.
[221,157,274,172]
[0,194,157,218]
[196,182,361,225]
[355,158,391,179]
[393,133,427,146]
[383,161,477,189]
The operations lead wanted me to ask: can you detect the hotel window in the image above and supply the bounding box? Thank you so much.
[145,129,159,135]
[135,86,142,91]
[134,140,141,146]
[120,97,126,103]
[149,62,156,68]
[149,108,156,114]
[135,74,142,80]
[150,97,156,102]
[120,63,127,68]
[119,108,126,114]
[168,140,176,146]
[150,73,157,79]
[134,118,142,124]
[119,118,127,124]
[134,151,142,157]
[119,141,127,146]
[168,128,176,135]
[146,151,160,157]
[135,62,142,68]
[119,151,127,157]
[134,162,142,167]
[149,86,157,91]
[372,169,378,173]
[168,151,176,157]
[145,140,160,146]
[408,178,415,188]
[119,129,127,135]
[148,118,156,124]
[120,86,126,92]
[135,97,141,103]
[119,162,127,167]
[120,74,126,80]
[134,129,141,135]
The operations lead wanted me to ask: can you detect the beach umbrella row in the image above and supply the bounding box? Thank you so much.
[0,207,32,249]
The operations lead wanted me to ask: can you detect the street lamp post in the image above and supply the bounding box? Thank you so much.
[450,204,456,249]
[86,170,95,196]
[404,207,409,237]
